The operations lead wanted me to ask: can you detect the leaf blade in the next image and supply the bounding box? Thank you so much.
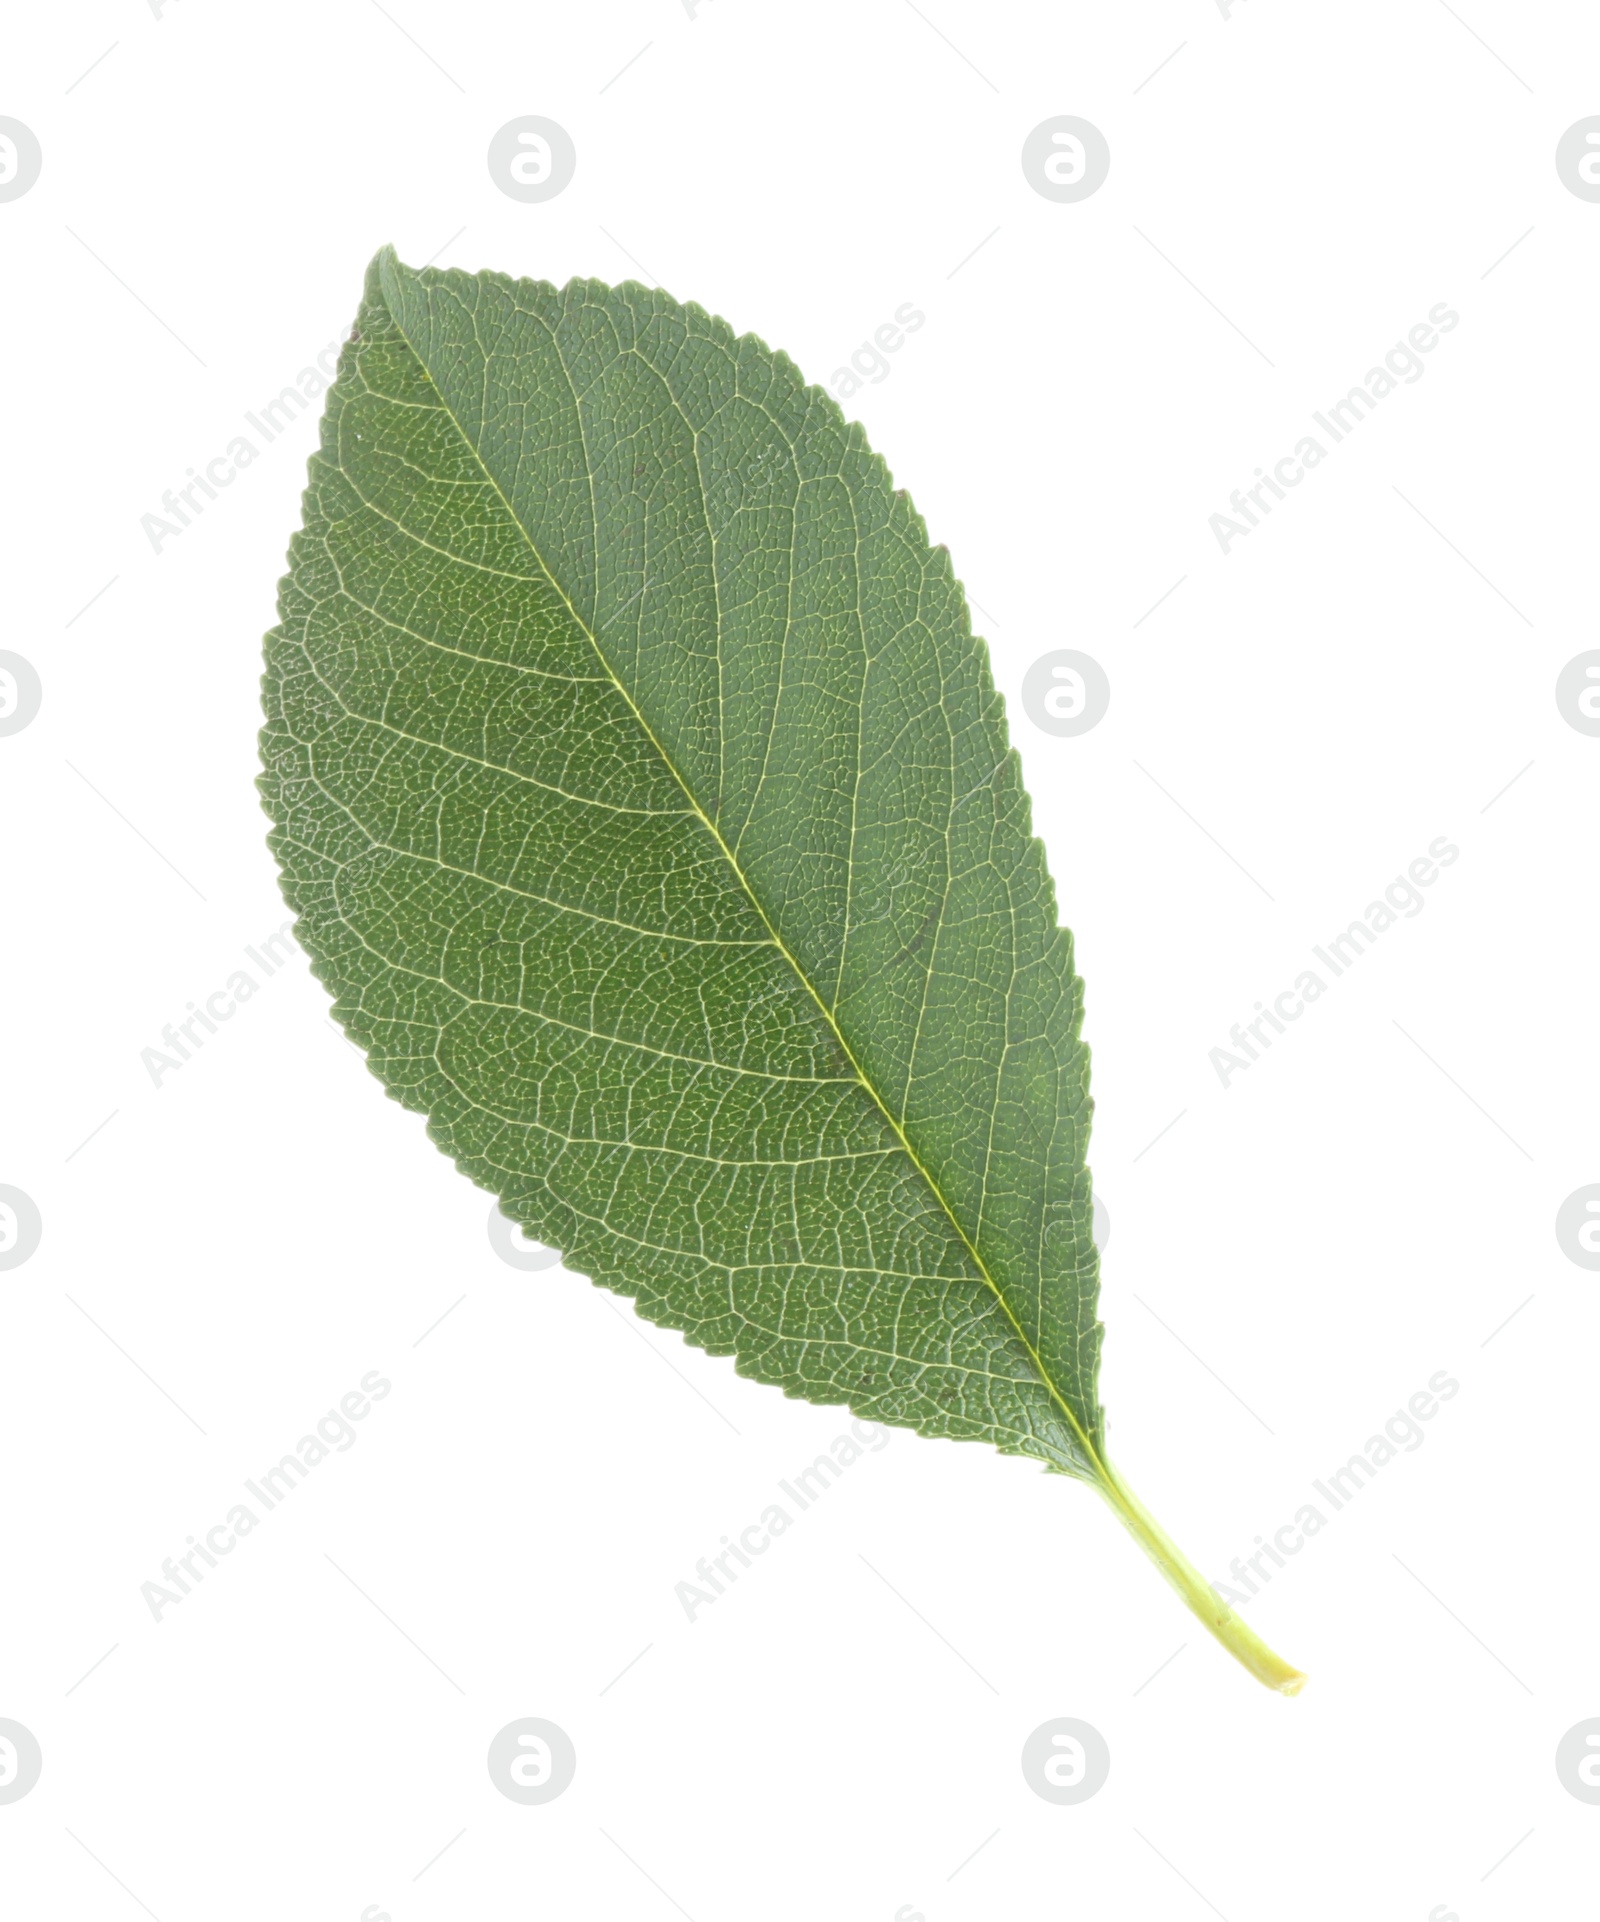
[264,249,1105,1475]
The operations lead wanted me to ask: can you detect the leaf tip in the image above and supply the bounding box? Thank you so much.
[367,243,408,309]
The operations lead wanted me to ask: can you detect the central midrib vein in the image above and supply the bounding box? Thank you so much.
[375,261,1106,1479]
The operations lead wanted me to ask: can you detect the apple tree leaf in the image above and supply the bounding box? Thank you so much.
[258,250,1303,1692]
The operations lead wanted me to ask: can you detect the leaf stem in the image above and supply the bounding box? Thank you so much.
[1095,1457,1306,1695]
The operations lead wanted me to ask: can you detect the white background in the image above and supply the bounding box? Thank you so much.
[2,2,1597,1917]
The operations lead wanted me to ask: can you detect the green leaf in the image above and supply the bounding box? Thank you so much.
[259,249,1303,1693]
